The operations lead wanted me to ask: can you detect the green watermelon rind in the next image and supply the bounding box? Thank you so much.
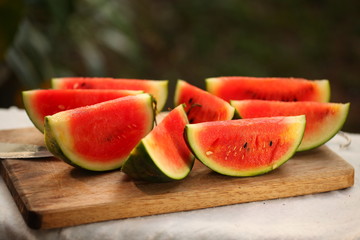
[44,94,155,171]
[45,116,130,171]
[230,100,350,152]
[22,91,45,132]
[51,78,169,112]
[205,77,331,103]
[296,102,350,151]
[44,117,84,169]
[184,115,306,177]
[122,105,195,182]
[122,141,195,182]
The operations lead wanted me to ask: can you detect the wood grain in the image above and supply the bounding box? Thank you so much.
[0,127,354,229]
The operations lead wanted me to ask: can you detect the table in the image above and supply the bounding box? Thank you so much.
[0,106,359,240]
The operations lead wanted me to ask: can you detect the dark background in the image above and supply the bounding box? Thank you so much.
[1,0,359,132]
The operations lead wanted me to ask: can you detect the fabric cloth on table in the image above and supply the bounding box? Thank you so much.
[0,107,359,240]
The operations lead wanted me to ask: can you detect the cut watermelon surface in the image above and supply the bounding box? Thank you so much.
[122,105,194,182]
[44,93,155,171]
[206,76,330,103]
[23,89,142,132]
[174,80,235,123]
[185,116,306,177]
[51,77,168,111]
[230,100,350,151]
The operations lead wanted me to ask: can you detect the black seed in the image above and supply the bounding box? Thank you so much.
[189,98,193,104]
[269,141,273,147]
[189,118,194,123]
[243,142,248,148]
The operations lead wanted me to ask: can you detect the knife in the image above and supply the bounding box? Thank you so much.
[0,142,53,159]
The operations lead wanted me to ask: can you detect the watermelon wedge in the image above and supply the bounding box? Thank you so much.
[174,79,235,123]
[23,89,142,132]
[122,105,194,182]
[206,76,330,103]
[51,77,168,111]
[185,116,306,177]
[44,93,155,171]
[230,100,350,151]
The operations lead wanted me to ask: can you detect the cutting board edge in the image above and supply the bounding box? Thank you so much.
[0,127,356,230]
[27,162,355,229]
[0,161,43,229]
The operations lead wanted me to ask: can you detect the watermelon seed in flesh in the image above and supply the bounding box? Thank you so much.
[230,100,350,151]
[206,76,330,103]
[174,79,235,123]
[184,116,306,177]
[186,103,202,123]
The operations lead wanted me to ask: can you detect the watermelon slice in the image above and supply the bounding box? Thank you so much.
[230,100,350,151]
[174,79,235,123]
[122,105,194,182]
[51,77,168,111]
[185,116,306,177]
[206,76,330,103]
[44,93,155,171]
[23,89,142,132]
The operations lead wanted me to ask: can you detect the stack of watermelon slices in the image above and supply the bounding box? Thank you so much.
[22,76,349,181]
[204,76,349,152]
[23,78,172,172]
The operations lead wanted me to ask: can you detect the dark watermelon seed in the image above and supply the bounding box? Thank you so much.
[243,142,248,148]
[269,141,273,147]
[189,98,193,104]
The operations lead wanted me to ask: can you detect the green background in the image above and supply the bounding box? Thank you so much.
[1,0,359,132]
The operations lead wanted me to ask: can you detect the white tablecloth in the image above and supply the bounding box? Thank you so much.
[0,107,359,240]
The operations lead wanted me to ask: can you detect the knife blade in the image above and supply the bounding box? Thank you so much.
[0,142,53,159]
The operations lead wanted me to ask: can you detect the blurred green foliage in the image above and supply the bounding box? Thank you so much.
[1,0,359,132]
[0,0,24,61]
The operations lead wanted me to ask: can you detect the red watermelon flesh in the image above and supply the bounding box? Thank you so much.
[174,80,235,123]
[206,76,330,103]
[230,100,350,151]
[23,89,142,132]
[44,93,155,171]
[185,116,306,177]
[122,104,194,182]
[51,77,168,111]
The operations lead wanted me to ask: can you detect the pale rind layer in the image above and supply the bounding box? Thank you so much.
[22,91,44,132]
[122,105,195,182]
[297,102,349,151]
[315,79,331,102]
[230,100,350,151]
[152,80,169,112]
[185,116,306,177]
[51,78,168,112]
[44,94,155,171]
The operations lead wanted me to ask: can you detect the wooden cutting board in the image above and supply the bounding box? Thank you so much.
[0,127,354,229]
